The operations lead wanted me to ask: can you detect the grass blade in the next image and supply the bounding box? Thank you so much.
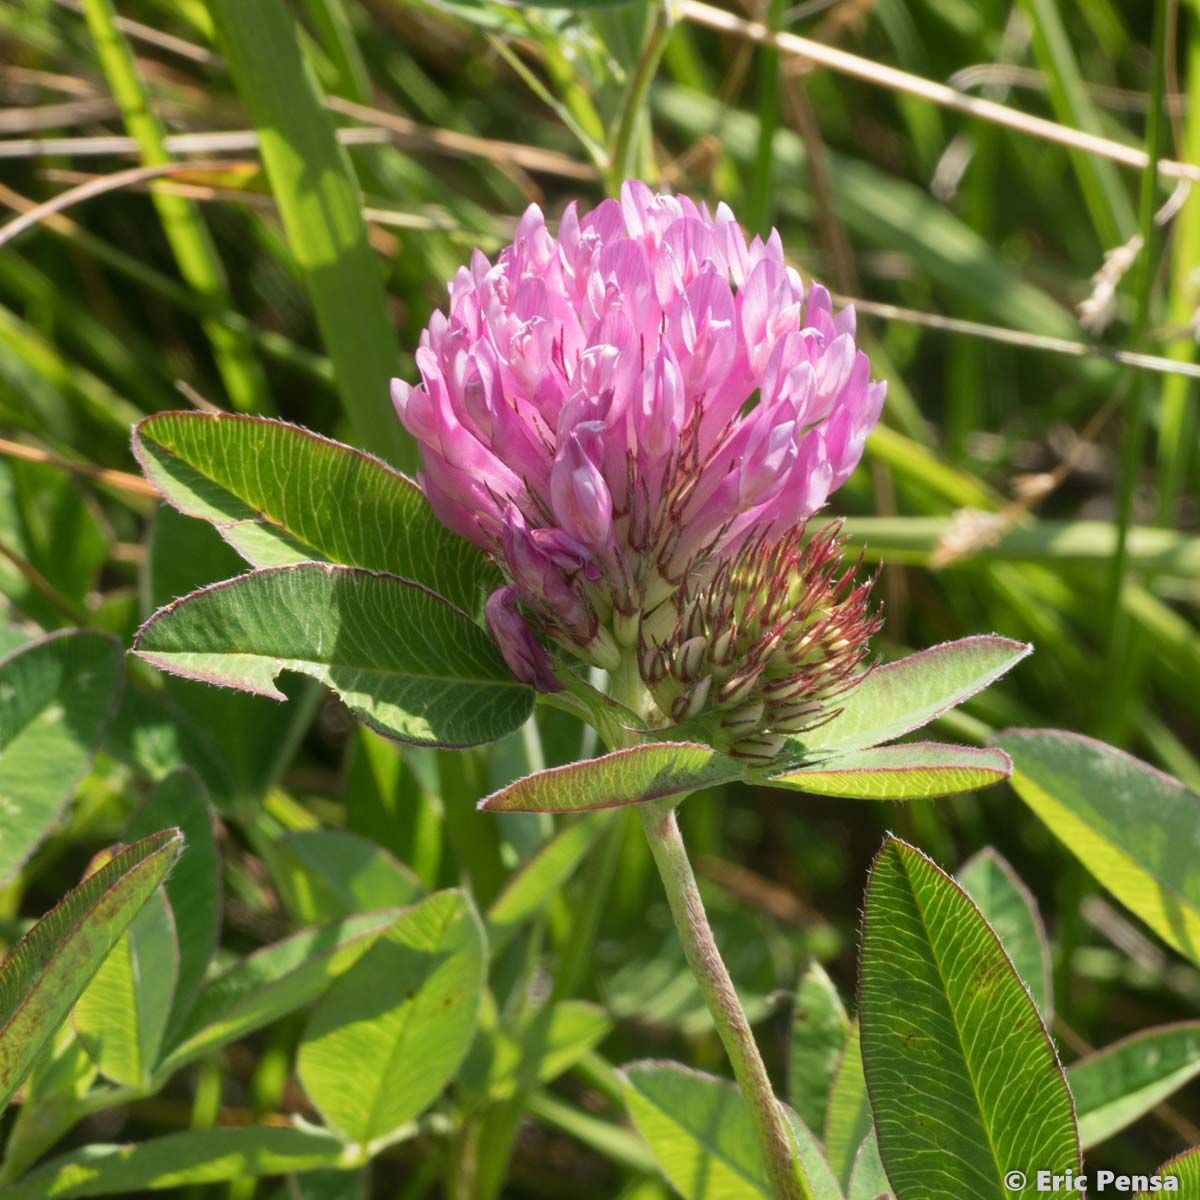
[1015,0,1136,244]
[1157,20,1200,520]
[205,0,415,469]
[80,0,272,415]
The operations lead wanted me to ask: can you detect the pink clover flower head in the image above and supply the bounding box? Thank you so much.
[485,586,562,694]
[393,182,886,747]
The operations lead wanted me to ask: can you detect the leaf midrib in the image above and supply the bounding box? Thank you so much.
[144,645,524,693]
[150,428,491,603]
[895,849,1012,1193]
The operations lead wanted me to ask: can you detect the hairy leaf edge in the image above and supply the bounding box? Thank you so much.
[132,411,418,556]
[478,743,743,813]
[768,742,1013,794]
[0,829,184,1048]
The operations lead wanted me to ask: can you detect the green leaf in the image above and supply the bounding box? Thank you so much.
[527,1090,656,1173]
[0,459,108,624]
[1,1126,350,1198]
[621,1061,841,1200]
[788,961,849,1138]
[768,744,1011,800]
[0,630,124,882]
[1069,1022,1200,1149]
[159,909,401,1076]
[126,768,221,1037]
[145,502,317,804]
[73,888,178,1087]
[824,1025,871,1191]
[205,0,415,471]
[298,889,485,1148]
[273,829,423,923]
[860,838,1079,1198]
[486,813,606,953]
[0,830,183,1110]
[133,412,498,616]
[461,1000,612,1103]
[344,726,442,886]
[268,1169,365,1200]
[134,563,533,748]
[479,743,745,813]
[847,1130,893,1200]
[993,729,1200,967]
[2,1030,100,1181]
[790,638,1030,759]
[1142,1146,1200,1194]
[958,848,1052,1020]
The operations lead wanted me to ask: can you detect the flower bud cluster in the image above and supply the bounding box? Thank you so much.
[639,522,881,760]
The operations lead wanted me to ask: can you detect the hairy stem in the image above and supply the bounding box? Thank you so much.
[636,801,811,1200]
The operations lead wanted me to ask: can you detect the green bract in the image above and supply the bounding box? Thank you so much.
[487,636,1028,812]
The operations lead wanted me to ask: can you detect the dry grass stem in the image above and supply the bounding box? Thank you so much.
[0,437,159,498]
[0,159,255,248]
[841,294,1200,379]
[684,0,1200,182]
